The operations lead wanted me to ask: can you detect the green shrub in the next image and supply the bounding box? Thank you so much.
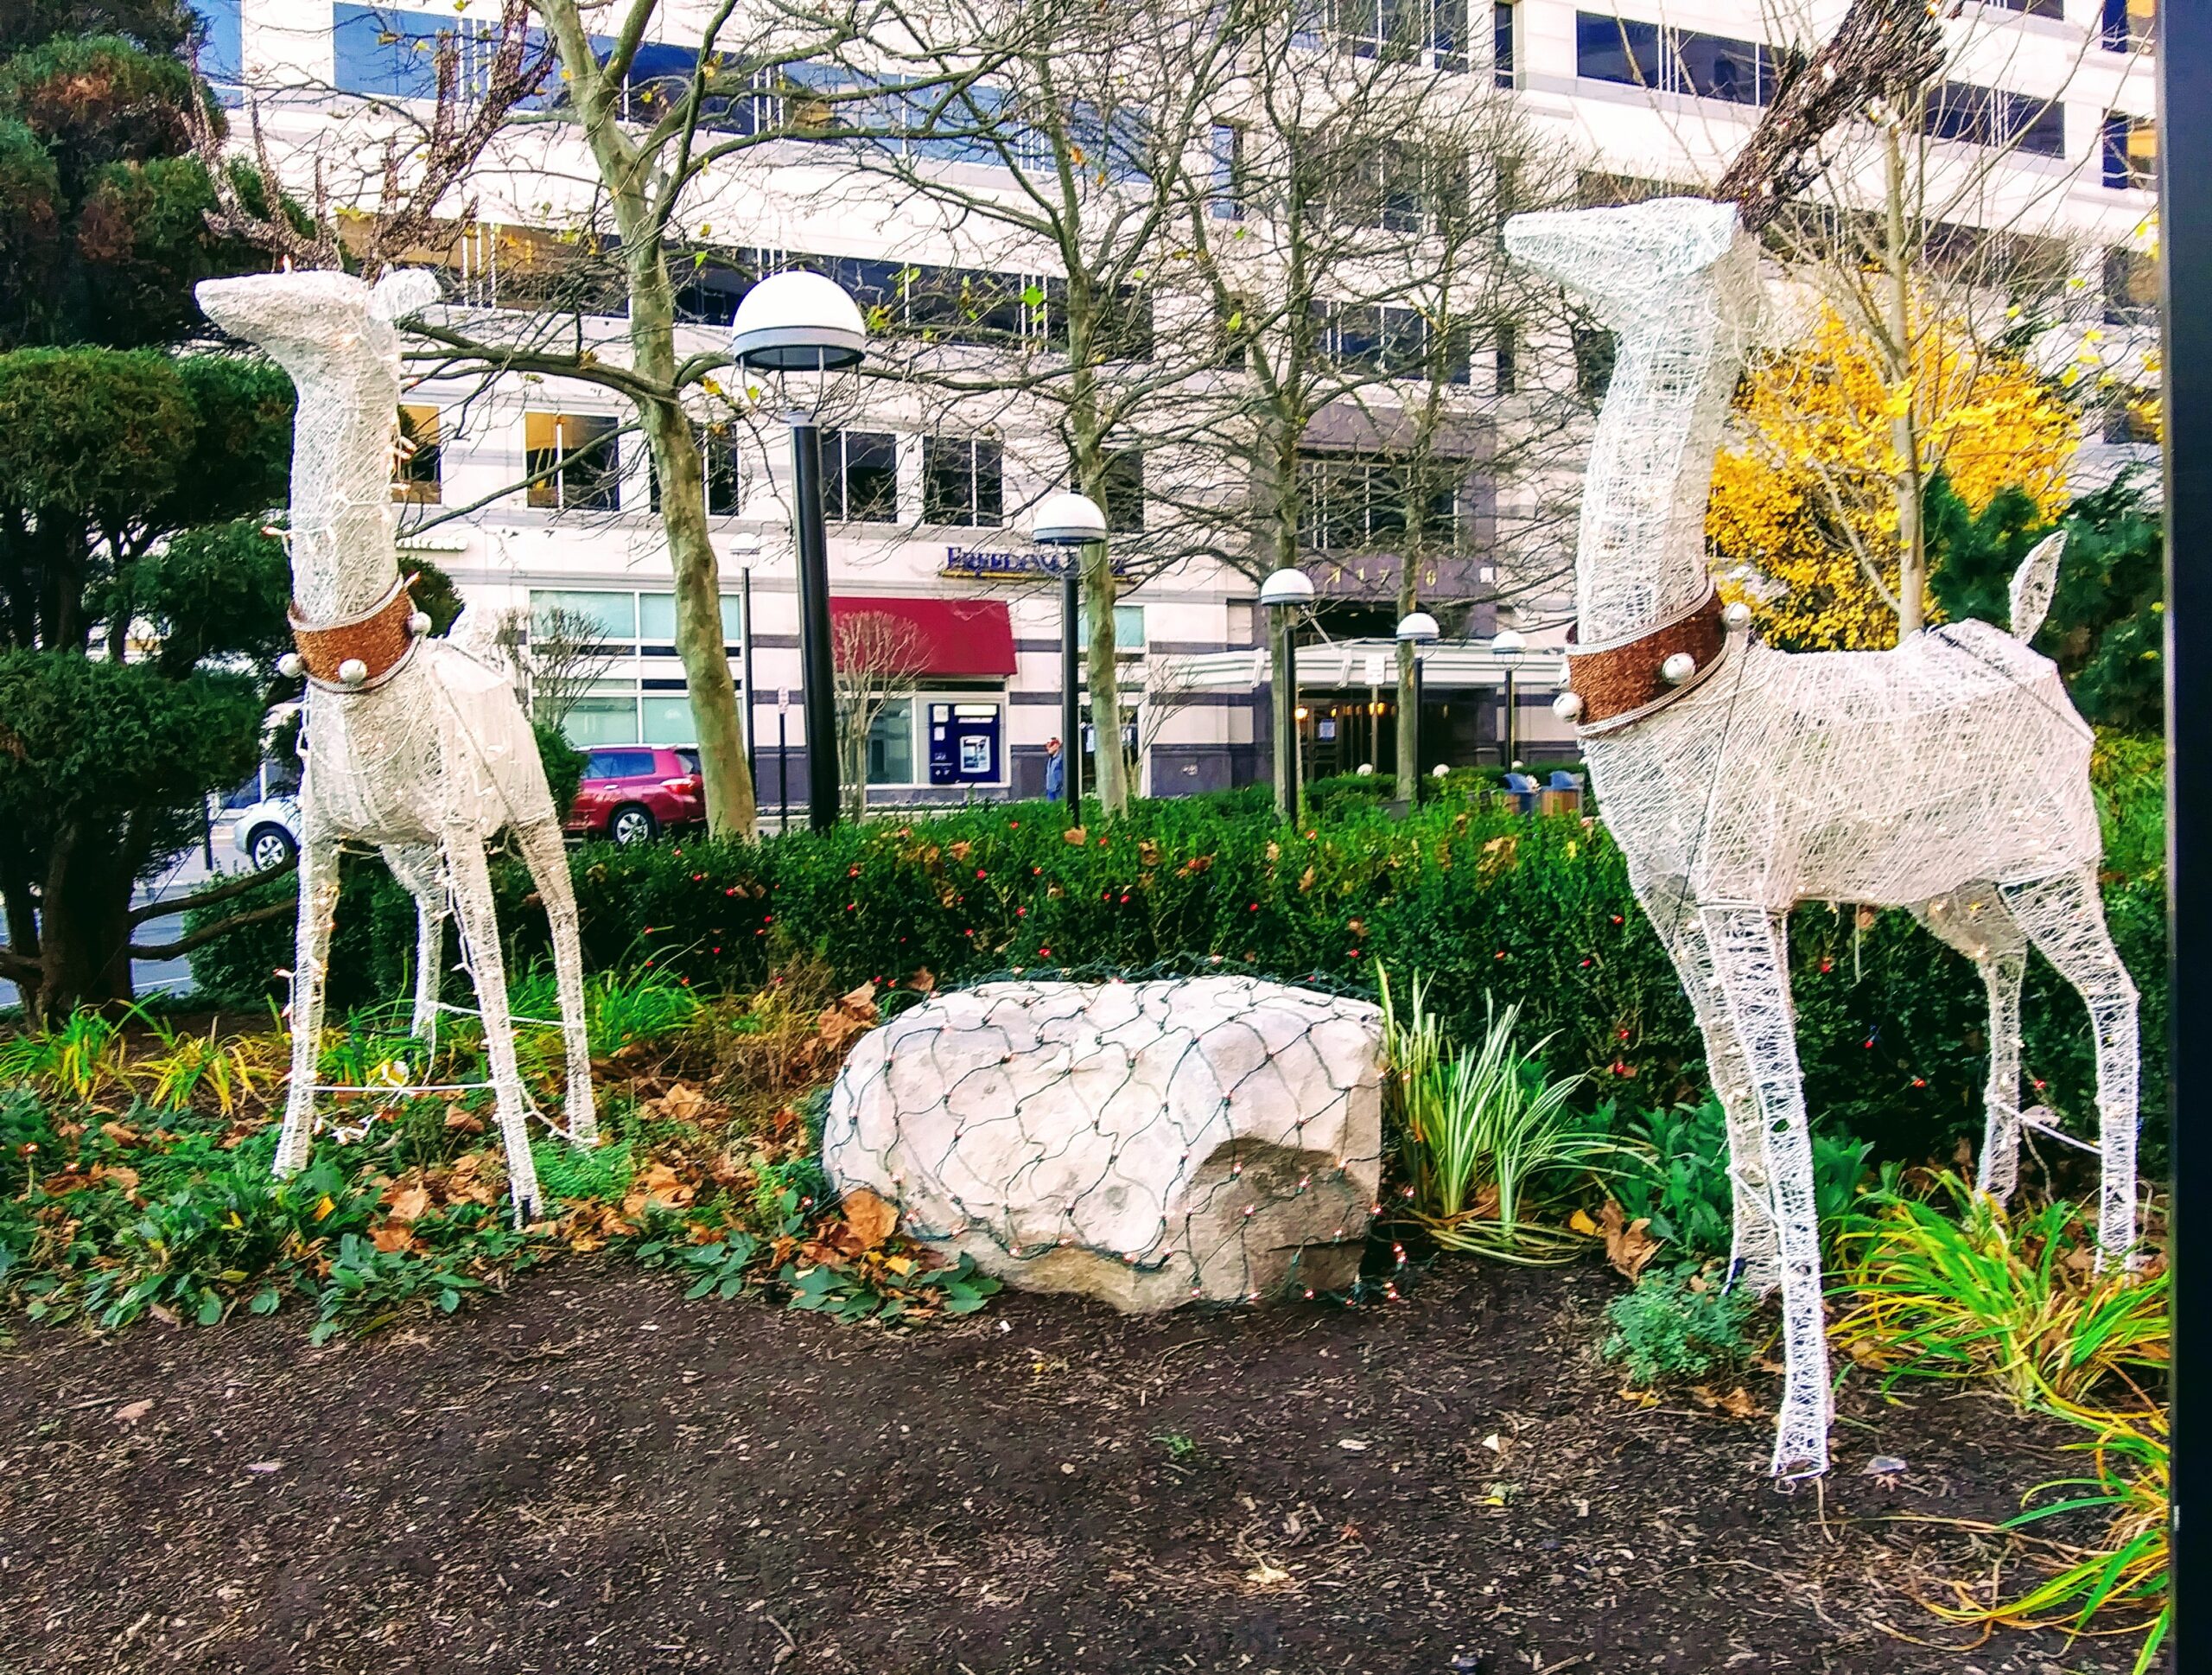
[1611,1097,1873,1260]
[187,791,2168,1172]
[1601,1270,1758,1388]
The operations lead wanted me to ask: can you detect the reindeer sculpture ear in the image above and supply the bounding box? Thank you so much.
[368,268,442,324]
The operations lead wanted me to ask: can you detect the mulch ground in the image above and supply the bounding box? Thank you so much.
[0,1257,2158,1675]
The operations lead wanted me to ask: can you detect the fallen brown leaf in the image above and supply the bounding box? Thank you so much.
[839,1188,898,1252]
[1599,1199,1660,1283]
[386,1186,431,1224]
[112,1399,152,1424]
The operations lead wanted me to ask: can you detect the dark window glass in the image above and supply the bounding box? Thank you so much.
[1211,123,1246,220]
[923,436,1001,525]
[1491,2,1514,85]
[672,252,758,325]
[394,404,441,503]
[1441,322,1475,386]
[1495,322,1517,394]
[1432,0,1468,72]
[586,749,656,780]
[825,429,898,522]
[1675,29,1759,103]
[2011,93,2066,157]
[1928,82,1998,146]
[646,425,740,516]
[1573,328,1616,402]
[2103,112,2155,187]
[526,412,620,512]
[821,255,906,326]
[2105,246,2158,324]
[1101,449,1145,533]
[1576,12,1660,85]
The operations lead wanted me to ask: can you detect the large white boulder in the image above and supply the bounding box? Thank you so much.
[823,976,1385,1310]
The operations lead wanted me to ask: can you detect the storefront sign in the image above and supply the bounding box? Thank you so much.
[942,545,1131,581]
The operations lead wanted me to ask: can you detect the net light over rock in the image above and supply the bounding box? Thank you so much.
[823,977,1385,1309]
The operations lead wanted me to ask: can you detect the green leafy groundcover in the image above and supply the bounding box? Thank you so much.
[190,793,2168,1167]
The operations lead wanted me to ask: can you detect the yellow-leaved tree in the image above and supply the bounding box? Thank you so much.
[1709,303,2075,650]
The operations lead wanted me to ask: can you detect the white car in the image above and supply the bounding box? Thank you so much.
[232,796,302,870]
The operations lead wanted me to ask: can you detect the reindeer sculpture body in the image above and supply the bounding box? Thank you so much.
[1503,200,2139,1477]
[194,269,596,1217]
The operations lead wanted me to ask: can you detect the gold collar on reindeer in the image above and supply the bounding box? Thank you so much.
[283,572,429,693]
[1560,584,1736,735]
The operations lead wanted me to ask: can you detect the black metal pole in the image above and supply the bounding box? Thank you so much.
[777,699,790,836]
[789,417,837,831]
[1410,652,1423,796]
[740,564,756,799]
[1281,611,1300,822]
[1504,666,1517,766]
[2160,10,2207,1659]
[1061,556,1081,820]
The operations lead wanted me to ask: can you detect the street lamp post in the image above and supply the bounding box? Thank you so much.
[1491,627,1527,767]
[1260,566,1315,821]
[730,532,761,800]
[1033,491,1108,822]
[728,271,866,832]
[1396,610,1439,798]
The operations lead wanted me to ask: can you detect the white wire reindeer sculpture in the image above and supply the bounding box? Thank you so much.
[1503,198,2139,1478]
[195,269,596,1219]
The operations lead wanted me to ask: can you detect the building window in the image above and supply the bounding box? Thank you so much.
[393,404,442,504]
[1297,455,1461,551]
[1331,0,1469,70]
[1492,3,1515,87]
[524,411,620,512]
[2105,246,2158,325]
[2102,388,2159,446]
[1925,83,2065,159]
[1576,12,1661,86]
[1101,449,1145,533]
[1987,0,2065,16]
[923,436,1003,526]
[1575,13,1788,107]
[867,697,916,784]
[2103,113,2157,188]
[823,429,899,522]
[1494,322,1518,396]
[1210,123,1247,220]
[193,0,243,103]
[646,424,741,516]
[1573,328,1616,402]
[2103,0,2155,51]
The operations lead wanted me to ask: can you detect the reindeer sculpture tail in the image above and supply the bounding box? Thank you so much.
[2008,530,2066,643]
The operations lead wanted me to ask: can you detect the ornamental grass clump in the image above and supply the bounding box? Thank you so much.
[1377,965,1612,1263]
[1828,1173,2168,1411]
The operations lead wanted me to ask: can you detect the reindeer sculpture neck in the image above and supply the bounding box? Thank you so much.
[1504,199,1757,650]
[194,269,422,624]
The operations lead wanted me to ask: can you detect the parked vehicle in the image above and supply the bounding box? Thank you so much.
[232,795,302,869]
[565,747,704,846]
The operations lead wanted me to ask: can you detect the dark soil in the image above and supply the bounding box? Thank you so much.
[0,1258,2156,1675]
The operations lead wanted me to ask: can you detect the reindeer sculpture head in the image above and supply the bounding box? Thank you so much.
[195,269,442,621]
[1504,199,1760,648]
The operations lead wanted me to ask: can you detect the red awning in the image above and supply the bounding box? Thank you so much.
[829,596,1017,678]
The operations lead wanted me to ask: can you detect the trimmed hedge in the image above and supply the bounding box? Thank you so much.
[189,793,2168,1167]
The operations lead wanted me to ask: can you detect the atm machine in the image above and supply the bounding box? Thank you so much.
[927,701,1002,787]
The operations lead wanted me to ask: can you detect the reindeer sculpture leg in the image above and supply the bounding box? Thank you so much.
[1639,882,1781,1291]
[1996,868,2141,1264]
[382,843,448,1055]
[275,825,343,1178]
[1914,887,2029,1201]
[512,815,597,1144]
[1700,902,1830,1477]
[442,825,545,1220]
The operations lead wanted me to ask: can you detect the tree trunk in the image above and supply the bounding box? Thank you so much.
[539,0,755,839]
[32,825,137,1023]
[640,392,756,839]
[1884,124,1924,640]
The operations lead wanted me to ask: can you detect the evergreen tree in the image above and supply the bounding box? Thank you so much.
[1925,468,2164,735]
[0,4,293,1021]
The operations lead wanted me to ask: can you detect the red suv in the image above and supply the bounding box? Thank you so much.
[565,747,704,845]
